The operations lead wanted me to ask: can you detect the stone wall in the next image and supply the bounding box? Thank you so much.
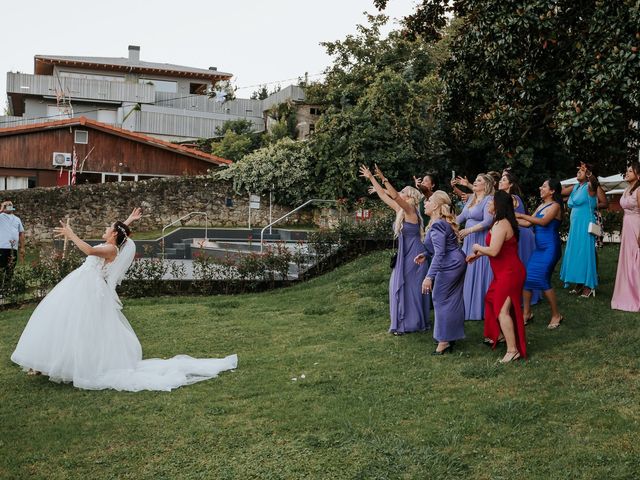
[2,175,329,242]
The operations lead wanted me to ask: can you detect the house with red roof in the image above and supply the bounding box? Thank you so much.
[0,116,230,189]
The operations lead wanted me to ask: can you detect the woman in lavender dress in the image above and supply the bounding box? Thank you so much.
[415,191,466,355]
[360,165,430,334]
[454,174,495,321]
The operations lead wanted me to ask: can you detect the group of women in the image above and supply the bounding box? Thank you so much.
[361,160,640,363]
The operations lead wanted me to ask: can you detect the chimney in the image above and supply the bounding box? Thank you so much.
[209,66,217,71]
[128,45,140,62]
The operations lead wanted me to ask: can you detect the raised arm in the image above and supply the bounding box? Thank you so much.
[360,165,400,211]
[54,221,116,261]
[123,207,143,226]
[561,184,574,198]
[595,186,608,209]
[374,165,416,216]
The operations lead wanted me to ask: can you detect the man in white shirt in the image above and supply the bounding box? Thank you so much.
[0,200,25,280]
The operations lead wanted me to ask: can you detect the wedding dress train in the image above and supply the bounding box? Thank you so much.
[11,240,237,391]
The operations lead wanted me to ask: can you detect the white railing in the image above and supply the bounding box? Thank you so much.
[161,211,208,259]
[259,199,337,252]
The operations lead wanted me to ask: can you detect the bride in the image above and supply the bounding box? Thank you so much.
[10,209,237,391]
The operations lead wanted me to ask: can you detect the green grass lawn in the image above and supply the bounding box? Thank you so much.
[1,246,638,479]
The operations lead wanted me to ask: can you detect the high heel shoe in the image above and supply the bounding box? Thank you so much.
[498,350,521,364]
[547,316,564,330]
[432,344,453,356]
[580,288,596,298]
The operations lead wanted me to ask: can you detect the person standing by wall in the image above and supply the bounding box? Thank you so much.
[0,200,25,281]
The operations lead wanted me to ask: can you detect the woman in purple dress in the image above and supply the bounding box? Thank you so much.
[360,165,430,335]
[455,174,495,321]
[415,191,466,355]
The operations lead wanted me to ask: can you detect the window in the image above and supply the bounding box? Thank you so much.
[190,83,208,94]
[139,78,177,93]
[74,130,88,144]
[309,107,321,115]
[308,123,315,136]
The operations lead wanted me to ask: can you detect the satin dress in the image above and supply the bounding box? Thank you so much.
[389,221,430,333]
[560,183,598,289]
[611,188,640,311]
[424,220,466,343]
[456,195,494,320]
[484,232,527,358]
[524,203,562,292]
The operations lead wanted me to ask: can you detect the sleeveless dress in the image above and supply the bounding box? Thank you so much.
[560,182,598,289]
[514,195,540,304]
[11,243,238,391]
[484,232,527,358]
[456,195,494,320]
[389,220,430,334]
[524,203,562,292]
[611,188,640,311]
[423,220,466,342]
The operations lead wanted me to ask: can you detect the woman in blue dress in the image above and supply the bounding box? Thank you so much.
[360,164,430,335]
[415,191,466,355]
[559,162,608,297]
[516,179,565,329]
[455,174,495,321]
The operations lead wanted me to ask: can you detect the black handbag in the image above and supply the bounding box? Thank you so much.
[389,237,398,269]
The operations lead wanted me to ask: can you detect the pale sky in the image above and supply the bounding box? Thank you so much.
[1,0,418,107]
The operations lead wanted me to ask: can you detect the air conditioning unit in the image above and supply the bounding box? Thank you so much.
[52,152,72,167]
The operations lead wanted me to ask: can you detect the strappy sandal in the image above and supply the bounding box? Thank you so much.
[499,351,521,364]
[547,316,564,330]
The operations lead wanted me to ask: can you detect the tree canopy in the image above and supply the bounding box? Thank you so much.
[377,0,640,184]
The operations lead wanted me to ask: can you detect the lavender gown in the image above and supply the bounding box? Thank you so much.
[424,220,466,342]
[456,195,494,320]
[514,195,540,305]
[389,221,430,334]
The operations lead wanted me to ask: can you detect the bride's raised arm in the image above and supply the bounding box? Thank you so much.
[54,221,117,261]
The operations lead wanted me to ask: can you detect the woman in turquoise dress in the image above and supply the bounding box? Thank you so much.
[559,162,608,297]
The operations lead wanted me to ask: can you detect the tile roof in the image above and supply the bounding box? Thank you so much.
[0,117,231,166]
[35,55,233,79]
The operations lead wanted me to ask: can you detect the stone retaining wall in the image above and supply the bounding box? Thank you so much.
[2,175,332,242]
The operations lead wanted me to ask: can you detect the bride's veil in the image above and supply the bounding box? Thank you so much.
[105,238,136,290]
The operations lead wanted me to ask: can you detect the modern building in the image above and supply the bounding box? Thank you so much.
[0,46,320,189]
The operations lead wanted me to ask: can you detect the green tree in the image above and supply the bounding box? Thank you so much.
[376,0,640,184]
[216,138,314,205]
[307,14,447,198]
[211,119,263,162]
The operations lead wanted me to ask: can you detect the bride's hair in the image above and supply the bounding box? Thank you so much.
[113,221,131,247]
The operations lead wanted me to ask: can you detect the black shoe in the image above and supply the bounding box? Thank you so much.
[432,344,453,356]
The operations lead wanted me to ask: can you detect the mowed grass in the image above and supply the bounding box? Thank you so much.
[0,246,638,479]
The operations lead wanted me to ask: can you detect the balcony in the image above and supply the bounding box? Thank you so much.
[7,72,155,113]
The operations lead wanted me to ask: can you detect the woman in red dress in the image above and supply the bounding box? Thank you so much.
[466,190,526,363]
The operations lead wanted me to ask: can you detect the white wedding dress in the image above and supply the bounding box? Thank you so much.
[11,240,237,391]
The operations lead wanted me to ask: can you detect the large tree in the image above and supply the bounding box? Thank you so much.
[307,14,449,198]
[377,0,640,184]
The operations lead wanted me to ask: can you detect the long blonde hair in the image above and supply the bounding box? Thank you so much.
[468,173,495,208]
[393,186,424,241]
[426,190,459,236]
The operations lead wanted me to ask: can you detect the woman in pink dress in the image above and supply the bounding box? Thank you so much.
[611,162,640,312]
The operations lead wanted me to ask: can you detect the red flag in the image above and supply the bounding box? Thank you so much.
[71,146,78,186]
